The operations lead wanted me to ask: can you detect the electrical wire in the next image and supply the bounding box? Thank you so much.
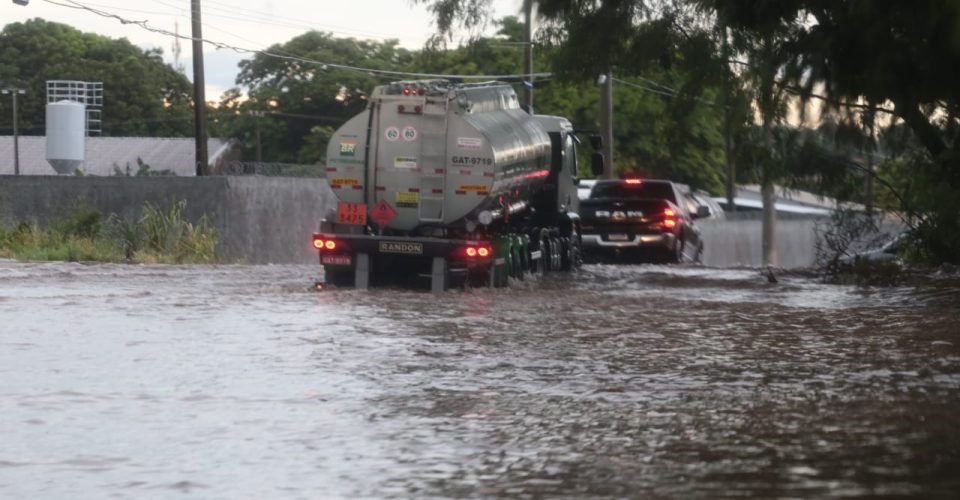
[41,0,553,81]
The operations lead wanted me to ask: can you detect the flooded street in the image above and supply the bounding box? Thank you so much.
[1,261,958,499]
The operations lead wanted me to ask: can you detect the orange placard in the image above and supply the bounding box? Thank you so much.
[337,202,367,225]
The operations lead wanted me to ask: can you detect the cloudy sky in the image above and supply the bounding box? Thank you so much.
[1,0,523,99]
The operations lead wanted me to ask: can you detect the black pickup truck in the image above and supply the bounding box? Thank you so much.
[579,178,706,263]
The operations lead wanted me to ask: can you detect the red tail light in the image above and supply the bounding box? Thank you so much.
[661,208,678,230]
[452,243,493,261]
[313,235,349,252]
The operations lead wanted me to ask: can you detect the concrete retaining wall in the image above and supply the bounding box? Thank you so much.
[0,176,337,264]
[0,175,823,268]
[698,218,822,268]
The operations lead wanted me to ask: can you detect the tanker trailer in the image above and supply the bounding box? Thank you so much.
[312,80,603,291]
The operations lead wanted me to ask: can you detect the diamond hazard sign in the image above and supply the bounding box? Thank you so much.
[370,199,397,228]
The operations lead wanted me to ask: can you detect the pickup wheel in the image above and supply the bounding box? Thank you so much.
[668,240,684,264]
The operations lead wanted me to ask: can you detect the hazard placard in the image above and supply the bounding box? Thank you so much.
[336,202,367,225]
[370,199,397,228]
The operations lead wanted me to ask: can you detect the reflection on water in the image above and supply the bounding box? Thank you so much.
[0,261,958,498]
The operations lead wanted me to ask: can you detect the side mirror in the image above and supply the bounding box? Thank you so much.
[589,134,603,150]
[695,205,710,219]
[591,152,604,177]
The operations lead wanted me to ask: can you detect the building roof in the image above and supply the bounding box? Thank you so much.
[0,136,232,176]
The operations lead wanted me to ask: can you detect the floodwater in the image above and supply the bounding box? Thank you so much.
[1,261,958,499]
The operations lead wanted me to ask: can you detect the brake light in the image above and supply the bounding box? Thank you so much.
[662,208,677,230]
[453,243,493,260]
[313,234,349,252]
[624,178,642,185]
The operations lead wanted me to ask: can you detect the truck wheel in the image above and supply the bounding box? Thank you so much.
[324,268,354,287]
[550,238,563,271]
[560,235,581,271]
[535,233,549,274]
[511,247,524,280]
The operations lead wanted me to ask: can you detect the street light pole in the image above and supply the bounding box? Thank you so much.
[2,87,26,175]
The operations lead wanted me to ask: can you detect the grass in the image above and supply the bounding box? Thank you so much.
[0,201,218,264]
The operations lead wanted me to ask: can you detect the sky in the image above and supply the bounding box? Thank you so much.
[1,0,524,99]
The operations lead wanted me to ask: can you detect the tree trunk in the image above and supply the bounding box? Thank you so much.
[761,178,777,266]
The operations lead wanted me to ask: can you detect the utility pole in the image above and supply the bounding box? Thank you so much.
[249,110,264,165]
[598,72,614,179]
[191,0,208,176]
[522,0,534,110]
[2,87,26,175]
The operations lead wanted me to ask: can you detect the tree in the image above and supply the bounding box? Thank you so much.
[211,33,413,164]
[0,19,193,137]
[707,0,960,263]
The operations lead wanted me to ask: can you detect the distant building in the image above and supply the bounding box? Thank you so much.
[0,136,238,176]
[713,184,863,218]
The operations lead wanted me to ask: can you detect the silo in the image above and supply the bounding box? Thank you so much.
[46,100,86,174]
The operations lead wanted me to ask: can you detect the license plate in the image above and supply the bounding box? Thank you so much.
[607,233,629,241]
[321,254,352,266]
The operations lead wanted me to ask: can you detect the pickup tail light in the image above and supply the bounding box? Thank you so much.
[661,208,678,231]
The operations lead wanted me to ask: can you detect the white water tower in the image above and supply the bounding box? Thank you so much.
[46,100,85,174]
[45,80,103,174]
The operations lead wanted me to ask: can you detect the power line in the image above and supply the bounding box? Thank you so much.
[149,0,409,43]
[40,0,553,81]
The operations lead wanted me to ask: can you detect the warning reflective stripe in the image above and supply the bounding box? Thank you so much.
[326,167,337,172]
[331,185,342,189]
[375,186,386,191]
[352,185,363,189]
[460,170,471,175]
[432,189,443,194]
[483,172,495,177]
[408,188,420,192]
[435,168,445,174]
[455,190,466,195]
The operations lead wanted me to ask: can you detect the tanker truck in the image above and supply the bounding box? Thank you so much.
[312,79,602,291]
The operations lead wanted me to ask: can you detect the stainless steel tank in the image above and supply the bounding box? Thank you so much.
[326,80,556,232]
